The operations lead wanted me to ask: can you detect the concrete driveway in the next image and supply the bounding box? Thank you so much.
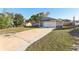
[0,28,53,51]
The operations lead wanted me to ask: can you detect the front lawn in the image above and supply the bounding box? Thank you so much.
[26,29,74,51]
[0,27,31,34]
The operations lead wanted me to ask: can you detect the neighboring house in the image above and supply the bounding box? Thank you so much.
[62,19,73,28]
[25,20,32,26]
[63,19,72,26]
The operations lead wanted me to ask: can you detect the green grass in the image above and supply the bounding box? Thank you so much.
[26,29,74,51]
[0,27,31,34]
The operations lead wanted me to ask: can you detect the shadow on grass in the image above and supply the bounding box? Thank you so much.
[55,28,72,30]
[24,26,39,28]
[69,28,79,37]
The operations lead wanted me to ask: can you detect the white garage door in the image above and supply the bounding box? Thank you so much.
[43,21,56,28]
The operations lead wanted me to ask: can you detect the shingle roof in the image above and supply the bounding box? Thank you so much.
[41,17,57,21]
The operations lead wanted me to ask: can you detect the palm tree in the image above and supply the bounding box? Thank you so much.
[30,12,49,23]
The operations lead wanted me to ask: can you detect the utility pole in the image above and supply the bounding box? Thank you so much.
[73,16,75,28]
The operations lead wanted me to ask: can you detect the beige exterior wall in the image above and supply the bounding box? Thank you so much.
[25,22,32,26]
[42,21,56,28]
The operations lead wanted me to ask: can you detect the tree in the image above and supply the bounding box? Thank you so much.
[30,12,49,24]
[0,12,13,29]
[13,13,24,27]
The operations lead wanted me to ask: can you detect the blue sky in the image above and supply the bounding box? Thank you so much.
[0,8,79,20]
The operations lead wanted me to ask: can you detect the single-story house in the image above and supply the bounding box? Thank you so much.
[25,17,72,29]
[32,17,64,28]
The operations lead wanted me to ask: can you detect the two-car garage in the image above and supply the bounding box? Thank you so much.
[42,21,56,28]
